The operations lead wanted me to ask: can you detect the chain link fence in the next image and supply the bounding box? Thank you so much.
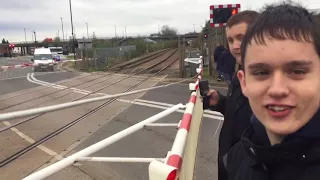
[75,45,136,71]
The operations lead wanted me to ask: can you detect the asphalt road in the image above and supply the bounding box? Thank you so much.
[71,82,228,180]
[0,56,79,95]
[0,62,228,180]
[0,56,33,66]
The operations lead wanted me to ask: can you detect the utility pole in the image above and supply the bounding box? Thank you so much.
[33,30,37,42]
[124,26,127,38]
[193,24,195,33]
[114,25,117,38]
[58,29,60,39]
[31,31,34,42]
[69,0,76,60]
[24,28,27,43]
[86,23,89,39]
[60,17,65,42]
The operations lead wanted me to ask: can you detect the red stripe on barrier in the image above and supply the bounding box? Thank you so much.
[189,94,196,103]
[179,113,192,130]
[195,84,199,90]
[167,154,183,169]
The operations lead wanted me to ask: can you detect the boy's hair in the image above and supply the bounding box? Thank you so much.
[240,2,320,67]
[226,10,260,28]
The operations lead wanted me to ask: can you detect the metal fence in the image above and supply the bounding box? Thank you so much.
[75,45,136,71]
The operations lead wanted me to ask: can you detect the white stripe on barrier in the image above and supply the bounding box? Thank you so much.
[170,129,188,156]
[77,157,164,163]
[184,103,195,115]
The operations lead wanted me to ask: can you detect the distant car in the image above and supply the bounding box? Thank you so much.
[53,55,61,65]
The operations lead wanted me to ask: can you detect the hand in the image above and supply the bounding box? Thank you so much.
[206,89,220,106]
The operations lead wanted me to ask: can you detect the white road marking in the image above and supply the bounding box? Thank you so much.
[1,71,224,166]
[28,73,224,120]
[2,121,63,160]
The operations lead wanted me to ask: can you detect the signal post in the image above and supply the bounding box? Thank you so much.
[207,4,241,77]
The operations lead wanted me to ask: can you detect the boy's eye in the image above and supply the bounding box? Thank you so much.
[252,70,269,76]
[290,69,306,75]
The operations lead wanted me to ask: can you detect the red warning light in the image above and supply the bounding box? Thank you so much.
[232,9,237,15]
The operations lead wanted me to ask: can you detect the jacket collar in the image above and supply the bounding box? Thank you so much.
[241,109,320,166]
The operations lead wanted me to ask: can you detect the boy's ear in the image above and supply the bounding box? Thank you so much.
[237,70,248,97]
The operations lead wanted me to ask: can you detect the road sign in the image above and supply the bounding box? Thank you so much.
[210,4,241,27]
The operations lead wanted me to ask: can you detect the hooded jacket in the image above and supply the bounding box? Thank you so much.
[214,45,225,71]
[208,72,252,180]
[220,49,236,76]
[224,109,320,180]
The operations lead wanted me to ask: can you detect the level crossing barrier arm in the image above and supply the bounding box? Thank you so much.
[148,56,204,180]
[0,81,185,122]
[23,103,184,180]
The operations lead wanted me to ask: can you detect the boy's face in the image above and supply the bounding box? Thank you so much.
[238,38,320,136]
[226,22,248,64]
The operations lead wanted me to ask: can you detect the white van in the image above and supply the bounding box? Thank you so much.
[31,48,55,72]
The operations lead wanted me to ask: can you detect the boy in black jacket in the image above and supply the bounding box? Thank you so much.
[225,2,320,179]
[204,10,259,180]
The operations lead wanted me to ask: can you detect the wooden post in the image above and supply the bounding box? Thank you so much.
[208,27,213,76]
[182,37,186,77]
[178,36,183,78]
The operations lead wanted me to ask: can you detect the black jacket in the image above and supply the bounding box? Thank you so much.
[225,109,320,180]
[220,49,236,76]
[208,72,253,180]
[214,45,225,71]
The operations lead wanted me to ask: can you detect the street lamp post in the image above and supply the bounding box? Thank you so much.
[24,28,27,43]
[69,0,76,60]
[33,30,37,44]
[86,23,89,39]
[60,17,65,42]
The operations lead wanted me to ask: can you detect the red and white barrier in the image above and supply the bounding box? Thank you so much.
[149,56,204,180]
[0,60,82,70]
[0,63,34,70]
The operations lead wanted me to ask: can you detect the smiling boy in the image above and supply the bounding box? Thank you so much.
[225,2,320,179]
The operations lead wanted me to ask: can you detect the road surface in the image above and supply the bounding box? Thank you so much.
[0,58,227,180]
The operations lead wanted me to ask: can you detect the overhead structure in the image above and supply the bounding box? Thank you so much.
[210,4,241,27]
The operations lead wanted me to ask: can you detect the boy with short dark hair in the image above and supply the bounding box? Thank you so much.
[225,3,320,179]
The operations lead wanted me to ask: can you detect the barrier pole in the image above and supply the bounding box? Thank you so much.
[23,103,183,180]
[179,90,204,180]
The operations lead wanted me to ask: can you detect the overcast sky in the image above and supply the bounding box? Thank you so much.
[1,0,319,43]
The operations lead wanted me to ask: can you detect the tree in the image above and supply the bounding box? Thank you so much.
[160,25,177,36]
[2,38,9,44]
[54,37,61,42]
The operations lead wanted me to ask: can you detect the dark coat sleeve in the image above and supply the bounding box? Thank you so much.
[208,91,227,115]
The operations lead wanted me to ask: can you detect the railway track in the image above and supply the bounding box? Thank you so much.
[0,49,178,168]
[0,73,115,112]
[108,48,171,71]
[0,73,94,102]
[0,48,174,114]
